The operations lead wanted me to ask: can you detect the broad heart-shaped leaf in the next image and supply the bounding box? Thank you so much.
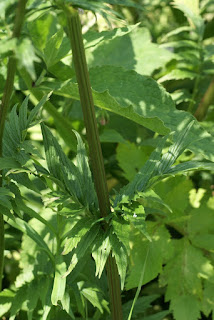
[126,223,173,290]
[41,66,214,162]
[159,238,214,320]
[113,135,168,207]
[170,295,201,320]
[86,27,174,76]
[51,255,67,306]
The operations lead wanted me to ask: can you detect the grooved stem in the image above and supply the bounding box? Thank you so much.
[0,0,27,291]
[64,6,123,319]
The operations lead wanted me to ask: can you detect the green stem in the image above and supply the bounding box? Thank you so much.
[0,0,27,291]
[194,77,214,121]
[64,6,123,319]
[188,42,203,114]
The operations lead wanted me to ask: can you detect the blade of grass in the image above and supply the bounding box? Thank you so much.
[0,0,27,291]
[63,5,123,319]
[127,244,150,320]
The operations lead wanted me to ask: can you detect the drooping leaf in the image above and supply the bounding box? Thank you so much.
[7,217,54,263]
[110,233,128,290]
[63,217,95,255]
[51,255,67,306]
[74,131,98,210]
[64,223,100,277]
[92,231,111,278]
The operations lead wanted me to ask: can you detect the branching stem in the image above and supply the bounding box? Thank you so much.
[0,0,27,291]
[63,6,123,319]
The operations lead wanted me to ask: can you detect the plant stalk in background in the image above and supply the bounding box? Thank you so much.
[0,0,27,291]
[194,77,214,121]
[63,5,123,320]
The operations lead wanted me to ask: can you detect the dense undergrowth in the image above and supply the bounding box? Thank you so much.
[0,0,214,319]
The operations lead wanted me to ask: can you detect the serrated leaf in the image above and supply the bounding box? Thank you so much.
[51,255,67,305]
[63,218,95,255]
[114,135,168,206]
[43,29,70,68]
[41,123,83,203]
[110,233,128,290]
[74,131,98,210]
[122,204,151,241]
[61,290,75,319]
[64,224,100,277]
[112,216,131,254]
[41,66,214,162]
[126,224,173,290]
[92,231,111,278]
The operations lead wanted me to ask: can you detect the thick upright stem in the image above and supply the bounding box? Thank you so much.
[194,77,214,121]
[0,0,27,291]
[64,6,123,319]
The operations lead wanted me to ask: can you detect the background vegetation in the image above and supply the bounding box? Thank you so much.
[0,0,214,319]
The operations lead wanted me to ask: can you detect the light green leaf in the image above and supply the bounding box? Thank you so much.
[99,129,127,144]
[110,233,128,290]
[92,231,111,278]
[16,38,40,80]
[64,224,100,277]
[74,131,98,210]
[86,27,174,76]
[84,24,140,49]
[166,160,214,175]
[61,290,75,319]
[158,121,194,174]
[114,135,168,206]
[160,238,214,305]
[170,295,201,320]
[63,218,95,255]
[0,289,15,317]
[7,217,54,263]
[116,142,153,181]
[51,255,67,305]
[126,224,173,290]
[43,29,70,68]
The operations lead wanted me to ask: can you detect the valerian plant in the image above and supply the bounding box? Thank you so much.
[0,0,214,320]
